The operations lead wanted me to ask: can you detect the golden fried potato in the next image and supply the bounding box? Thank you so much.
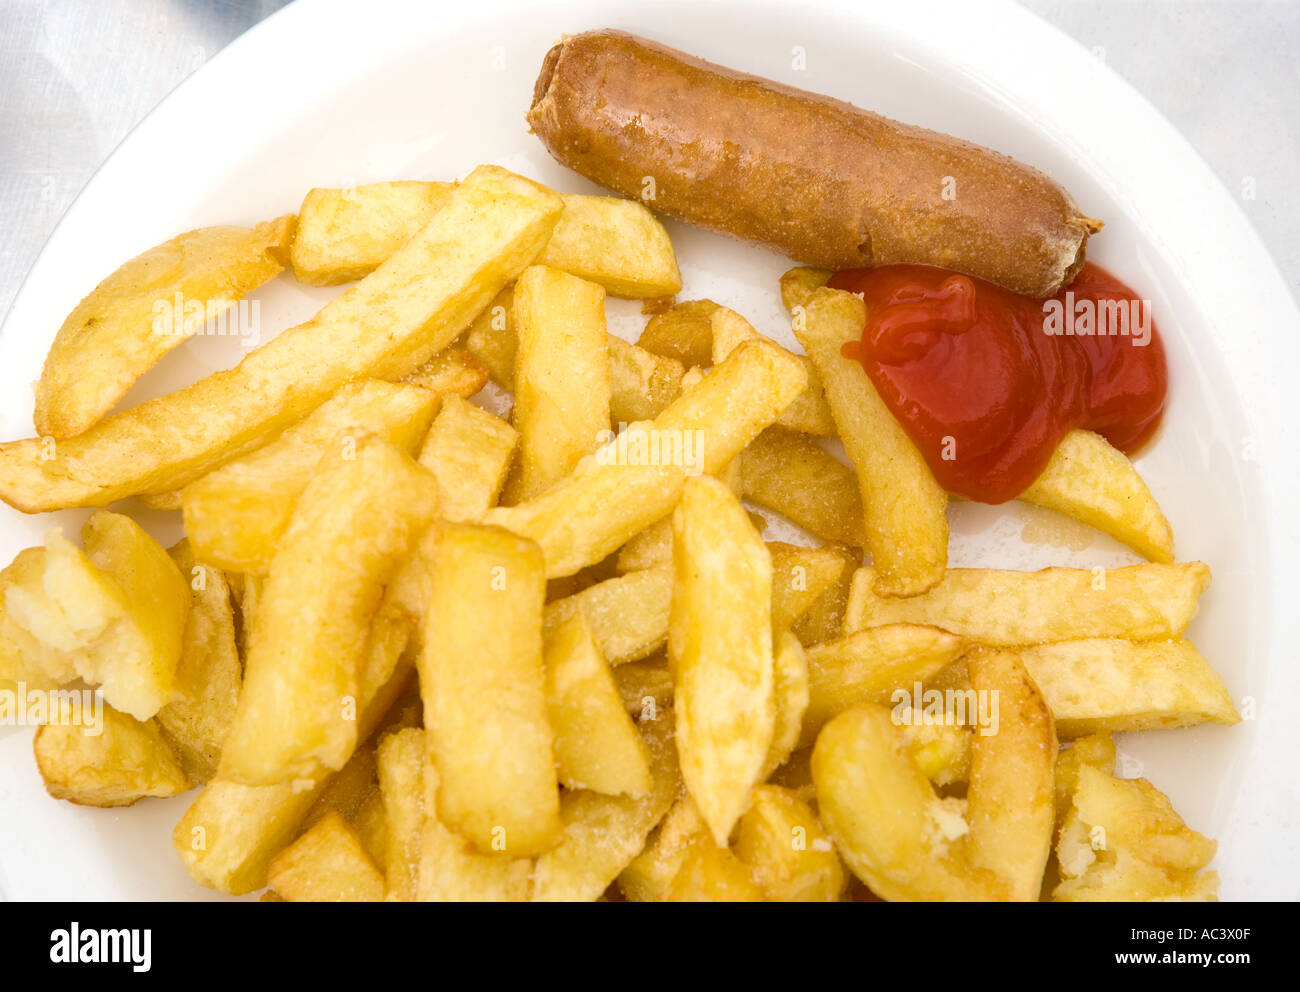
[486,340,807,577]
[666,842,765,902]
[844,563,1212,645]
[290,181,454,285]
[36,215,294,438]
[740,427,863,547]
[614,657,674,718]
[617,796,709,902]
[608,335,685,424]
[670,476,774,845]
[637,299,719,367]
[530,714,679,901]
[267,811,386,902]
[173,643,415,895]
[416,395,517,522]
[376,728,425,901]
[294,184,678,298]
[34,703,189,807]
[1021,429,1174,563]
[734,785,844,901]
[537,194,681,298]
[506,265,611,502]
[182,379,438,574]
[801,624,964,748]
[544,564,672,666]
[218,438,438,785]
[0,165,563,512]
[5,513,189,720]
[418,523,560,856]
[1020,638,1238,737]
[710,307,835,436]
[762,629,810,778]
[812,704,1001,901]
[401,346,491,398]
[1053,764,1218,901]
[778,266,832,313]
[544,614,652,796]
[965,648,1058,902]
[794,288,947,595]
[154,541,241,783]
[767,543,856,631]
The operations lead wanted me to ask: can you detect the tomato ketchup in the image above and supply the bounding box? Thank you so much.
[828,263,1167,504]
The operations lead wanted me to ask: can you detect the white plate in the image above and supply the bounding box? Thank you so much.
[1,0,1297,901]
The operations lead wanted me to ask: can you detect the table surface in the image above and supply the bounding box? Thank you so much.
[2,0,1296,329]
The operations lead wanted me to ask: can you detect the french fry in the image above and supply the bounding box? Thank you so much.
[801,624,965,748]
[416,395,517,522]
[964,648,1057,902]
[36,215,295,438]
[172,632,415,895]
[506,265,611,502]
[544,614,653,796]
[1019,429,1175,563]
[812,704,1003,901]
[34,703,189,807]
[417,756,533,902]
[463,285,517,387]
[670,476,774,845]
[0,165,563,512]
[733,785,844,901]
[182,380,438,574]
[615,657,674,718]
[844,563,1212,645]
[266,811,386,902]
[793,548,860,646]
[4,513,190,720]
[608,335,685,424]
[778,266,832,313]
[1021,638,1238,737]
[402,346,490,397]
[614,459,743,573]
[155,542,241,783]
[353,792,389,869]
[544,564,671,666]
[740,427,863,547]
[376,728,425,901]
[710,307,836,436]
[301,743,380,833]
[294,183,679,298]
[536,194,681,298]
[899,717,972,787]
[485,339,807,577]
[290,181,455,285]
[418,523,560,856]
[530,713,680,901]
[0,548,66,691]
[794,288,948,595]
[1054,732,1116,826]
[218,438,438,785]
[637,299,719,367]
[617,797,709,902]
[768,543,856,631]
[761,629,810,778]
[1053,764,1218,901]
[666,842,765,902]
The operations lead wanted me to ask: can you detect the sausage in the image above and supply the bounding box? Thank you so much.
[528,30,1101,298]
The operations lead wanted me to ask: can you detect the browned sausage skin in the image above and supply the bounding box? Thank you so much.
[528,29,1101,298]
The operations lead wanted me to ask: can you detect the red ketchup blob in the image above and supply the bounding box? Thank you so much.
[828,263,1167,504]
